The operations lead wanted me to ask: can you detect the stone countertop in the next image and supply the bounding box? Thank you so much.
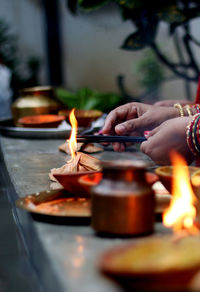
[0,136,167,292]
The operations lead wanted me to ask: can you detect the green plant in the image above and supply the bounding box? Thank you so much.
[136,50,164,91]
[56,87,122,112]
[67,0,200,99]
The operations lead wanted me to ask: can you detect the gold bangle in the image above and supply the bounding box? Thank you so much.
[184,105,192,117]
[174,103,184,117]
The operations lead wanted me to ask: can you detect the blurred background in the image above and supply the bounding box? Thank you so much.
[0,0,200,119]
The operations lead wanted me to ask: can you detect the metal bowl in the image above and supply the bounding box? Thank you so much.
[11,86,62,125]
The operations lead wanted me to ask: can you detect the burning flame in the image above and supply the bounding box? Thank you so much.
[68,108,78,163]
[163,151,197,232]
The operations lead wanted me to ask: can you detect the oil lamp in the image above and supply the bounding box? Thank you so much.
[49,108,100,182]
[163,151,199,234]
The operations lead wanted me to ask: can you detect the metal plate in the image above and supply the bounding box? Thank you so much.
[16,189,91,217]
[16,186,171,218]
[0,119,71,139]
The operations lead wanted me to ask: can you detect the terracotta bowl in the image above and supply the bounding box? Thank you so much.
[58,109,103,127]
[78,172,103,195]
[18,114,65,128]
[78,171,158,196]
[53,171,101,196]
[155,166,199,193]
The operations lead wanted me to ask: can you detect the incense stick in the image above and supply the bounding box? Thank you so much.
[76,135,146,143]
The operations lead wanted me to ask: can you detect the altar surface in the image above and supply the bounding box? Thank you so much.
[0,136,169,292]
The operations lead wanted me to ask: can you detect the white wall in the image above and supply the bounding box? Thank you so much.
[0,0,48,84]
[0,0,199,102]
[60,2,198,101]
[60,2,142,95]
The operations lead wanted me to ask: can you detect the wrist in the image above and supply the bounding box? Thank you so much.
[172,106,182,118]
[174,103,194,117]
[186,114,200,157]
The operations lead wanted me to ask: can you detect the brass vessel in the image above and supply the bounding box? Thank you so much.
[11,86,62,125]
[91,160,155,236]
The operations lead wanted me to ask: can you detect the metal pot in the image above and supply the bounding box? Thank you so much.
[11,86,61,125]
[91,160,155,236]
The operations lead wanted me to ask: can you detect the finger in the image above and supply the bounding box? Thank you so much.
[115,109,160,136]
[140,140,148,154]
[112,142,126,152]
[147,125,160,138]
[144,131,151,139]
[140,134,156,154]
[102,104,137,135]
[115,117,145,136]
[115,120,133,135]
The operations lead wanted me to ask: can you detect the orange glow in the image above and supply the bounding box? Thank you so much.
[163,151,197,232]
[68,108,78,162]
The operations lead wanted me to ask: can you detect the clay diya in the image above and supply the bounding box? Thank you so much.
[155,166,199,193]
[18,114,65,128]
[49,109,101,195]
[58,109,102,127]
[100,235,200,291]
[53,171,101,196]
[50,151,101,195]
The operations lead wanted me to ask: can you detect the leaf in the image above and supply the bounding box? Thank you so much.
[55,88,82,108]
[121,10,158,51]
[55,87,122,112]
[163,6,200,35]
[115,0,142,10]
[121,30,147,50]
[78,0,110,11]
[136,50,164,89]
[81,97,99,110]
[121,23,158,51]
[158,6,186,23]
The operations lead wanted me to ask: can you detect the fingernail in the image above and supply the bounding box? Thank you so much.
[144,131,151,138]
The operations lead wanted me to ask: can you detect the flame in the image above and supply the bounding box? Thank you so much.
[68,108,78,163]
[163,151,197,232]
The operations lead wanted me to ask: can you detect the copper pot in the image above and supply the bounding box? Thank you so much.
[11,86,62,125]
[91,160,155,236]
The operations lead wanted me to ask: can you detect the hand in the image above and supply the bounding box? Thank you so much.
[102,102,179,152]
[140,117,194,165]
[154,99,193,107]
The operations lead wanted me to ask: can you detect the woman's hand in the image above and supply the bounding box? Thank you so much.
[140,117,194,165]
[102,102,180,152]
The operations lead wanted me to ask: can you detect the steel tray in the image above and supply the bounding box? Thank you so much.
[0,118,72,139]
